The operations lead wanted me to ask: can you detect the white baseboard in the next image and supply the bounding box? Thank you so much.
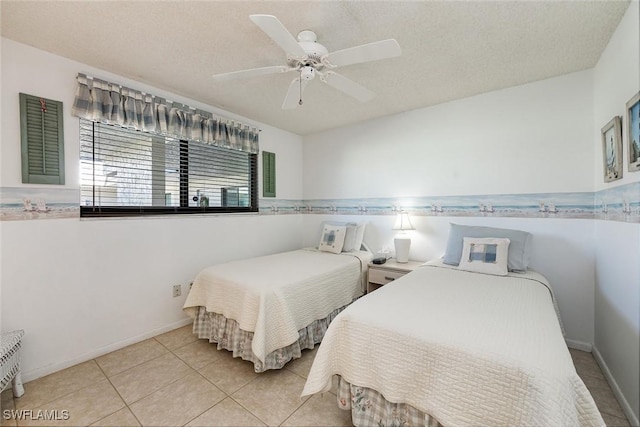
[565,338,592,352]
[592,345,639,427]
[22,318,193,383]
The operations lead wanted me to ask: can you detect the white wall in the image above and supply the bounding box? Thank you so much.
[0,39,305,380]
[592,1,640,423]
[304,70,594,199]
[302,71,598,346]
[593,1,640,193]
[593,221,639,422]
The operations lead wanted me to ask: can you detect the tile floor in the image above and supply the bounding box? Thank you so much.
[0,325,632,427]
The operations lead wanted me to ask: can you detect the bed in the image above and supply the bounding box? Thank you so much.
[183,222,372,372]
[302,224,605,427]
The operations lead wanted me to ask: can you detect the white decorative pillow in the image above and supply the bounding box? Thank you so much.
[342,222,366,252]
[458,237,510,276]
[353,223,366,251]
[341,223,359,252]
[318,225,347,254]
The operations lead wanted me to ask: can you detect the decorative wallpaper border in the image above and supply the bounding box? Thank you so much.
[260,182,640,224]
[594,183,640,222]
[1,182,638,223]
[0,187,79,221]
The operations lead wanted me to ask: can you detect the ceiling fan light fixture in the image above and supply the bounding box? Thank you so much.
[300,66,316,81]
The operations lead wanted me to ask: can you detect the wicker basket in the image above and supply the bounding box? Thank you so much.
[1,330,25,397]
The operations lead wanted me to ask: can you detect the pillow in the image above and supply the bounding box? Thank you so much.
[352,223,366,252]
[320,221,366,252]
[458,237,510,276]
[318,224,347,254]
[443,223,533,271]
[341,223,359,252]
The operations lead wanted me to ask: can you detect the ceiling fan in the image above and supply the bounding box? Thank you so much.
[212,14,401,109]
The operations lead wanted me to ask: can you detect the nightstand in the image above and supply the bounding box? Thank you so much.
[367,259,423,293]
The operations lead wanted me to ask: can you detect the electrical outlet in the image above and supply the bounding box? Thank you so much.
[173,284,181,297]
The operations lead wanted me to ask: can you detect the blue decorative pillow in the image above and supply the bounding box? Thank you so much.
[443,223,533,272]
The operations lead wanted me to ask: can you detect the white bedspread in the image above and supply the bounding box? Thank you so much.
[183,248,371,362]
[302,262,604,426]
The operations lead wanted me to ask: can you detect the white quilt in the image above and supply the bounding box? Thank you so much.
[302,262,604,427]
[183,248,371,362]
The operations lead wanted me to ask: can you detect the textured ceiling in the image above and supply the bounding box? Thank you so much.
[1,1,629,135]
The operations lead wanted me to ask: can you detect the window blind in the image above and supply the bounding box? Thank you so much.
[80,119,257,217]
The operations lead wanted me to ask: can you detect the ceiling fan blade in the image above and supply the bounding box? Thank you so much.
[212,65,292,82]
[282,77,309,109]
[249,14,307,59]
[322,72,375,102]
[327,39,401,68]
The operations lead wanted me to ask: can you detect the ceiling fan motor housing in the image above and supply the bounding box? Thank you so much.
[296,30,329,64]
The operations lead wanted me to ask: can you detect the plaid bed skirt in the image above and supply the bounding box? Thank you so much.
[336,375,443,427]
[192,304,348,373]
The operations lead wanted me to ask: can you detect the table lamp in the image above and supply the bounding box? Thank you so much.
[393,211,414,263]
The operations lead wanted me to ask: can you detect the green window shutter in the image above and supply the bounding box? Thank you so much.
[20,93,65,185]
[262,151,276,198]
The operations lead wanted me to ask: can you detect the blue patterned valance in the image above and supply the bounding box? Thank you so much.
[71,73,259,154]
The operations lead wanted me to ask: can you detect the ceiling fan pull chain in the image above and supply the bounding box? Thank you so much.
[298,72,303,106]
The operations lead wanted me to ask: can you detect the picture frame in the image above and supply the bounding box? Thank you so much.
[601,116,623,182]
[626,92,640,172]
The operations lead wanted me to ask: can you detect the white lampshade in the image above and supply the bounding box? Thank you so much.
[393,211,415,231]
[393,211,414,263]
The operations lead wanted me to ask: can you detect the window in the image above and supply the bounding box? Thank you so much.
[80,119,258,217]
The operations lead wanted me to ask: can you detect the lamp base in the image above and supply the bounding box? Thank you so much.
[394,236,411,263]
